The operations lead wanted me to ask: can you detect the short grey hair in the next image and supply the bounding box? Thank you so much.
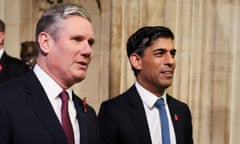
[35,3,92,49]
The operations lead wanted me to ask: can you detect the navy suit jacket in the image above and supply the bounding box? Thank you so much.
[0,71,100,144]
[98,85,193,144]
[0,51,29,83]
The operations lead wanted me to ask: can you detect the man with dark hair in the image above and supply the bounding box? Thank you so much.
[98,26,193,144]
[0,3,99,144]
[0,19,29,83]
[20,41,38,69]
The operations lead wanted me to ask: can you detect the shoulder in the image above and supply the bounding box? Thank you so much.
[4,55,29,76]
[167,94,189,106]
[167,94,192,115]
[7,56,28,68]
[99,85,139,113]
[2,52,27,66]
[2,53,19,63]
[100,89,131,109]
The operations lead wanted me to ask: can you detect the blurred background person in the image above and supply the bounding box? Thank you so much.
[0,19,29,83]
[20,41,38,69]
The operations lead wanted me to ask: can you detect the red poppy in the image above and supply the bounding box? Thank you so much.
[0,64,3,71]
[174,114,179,121]
[83,97,87,113]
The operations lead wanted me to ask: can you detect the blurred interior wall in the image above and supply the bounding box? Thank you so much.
[0,0,239,144]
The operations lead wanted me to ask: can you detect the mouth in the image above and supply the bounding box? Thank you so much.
[161,70,174,78]
[77,61,88,70]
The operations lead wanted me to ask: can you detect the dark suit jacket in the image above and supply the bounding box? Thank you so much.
[98,85,193,144]
[0,71,100,144]
[0,51,29,83]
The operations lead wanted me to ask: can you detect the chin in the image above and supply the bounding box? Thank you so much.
[161,82,172,89]
[77,75,86,81]
[72,73,86,82]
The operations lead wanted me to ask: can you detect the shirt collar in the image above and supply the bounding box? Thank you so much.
[33,64,73,100]
[135,81,167,109]
[0,48,4,59]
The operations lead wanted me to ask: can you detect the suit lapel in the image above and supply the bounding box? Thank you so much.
[24,71,68,144]
[167,95,183,143]
[73,93,88,144]
[0,52,9,63]
[127,86,152,144]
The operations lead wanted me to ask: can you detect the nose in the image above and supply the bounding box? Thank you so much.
[81,40,93,58]
[163,52,175,66]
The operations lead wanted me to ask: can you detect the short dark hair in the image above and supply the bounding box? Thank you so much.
[20,41,38,59]
[127,26,174,58]
[0,19,5,32]
[126,26,175,75]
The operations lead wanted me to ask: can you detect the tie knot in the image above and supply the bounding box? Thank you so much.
[155,98,165,108]
[60,91,69,102]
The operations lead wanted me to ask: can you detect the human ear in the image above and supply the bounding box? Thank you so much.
[38,32,53,54]
[129,53,142,71]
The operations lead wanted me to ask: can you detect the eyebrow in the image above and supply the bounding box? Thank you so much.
[153,48,173,52]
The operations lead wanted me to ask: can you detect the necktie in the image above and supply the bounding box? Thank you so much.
[155,98,170,144]
[60,91,75,144]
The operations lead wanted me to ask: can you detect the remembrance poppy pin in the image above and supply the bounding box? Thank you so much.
[174,114,179,121]
[83,97,87,113]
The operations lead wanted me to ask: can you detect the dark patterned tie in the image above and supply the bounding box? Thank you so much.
[60,91,74,144]
[155,98,170,144]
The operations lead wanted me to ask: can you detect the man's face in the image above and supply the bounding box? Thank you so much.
[43,16,95,88]
[132,38,176,96]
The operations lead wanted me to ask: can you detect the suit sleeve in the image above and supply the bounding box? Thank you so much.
[0,101,11,144]
[98,102,120,144]
[86,105,101,144]
[184,105,193,144]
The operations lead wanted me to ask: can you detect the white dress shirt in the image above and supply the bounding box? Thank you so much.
[0,48,4,59]
[135,82,176,144]
[33,64,80,144]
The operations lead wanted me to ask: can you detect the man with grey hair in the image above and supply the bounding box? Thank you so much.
[0,19,29,83]
[0,3,100,144]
